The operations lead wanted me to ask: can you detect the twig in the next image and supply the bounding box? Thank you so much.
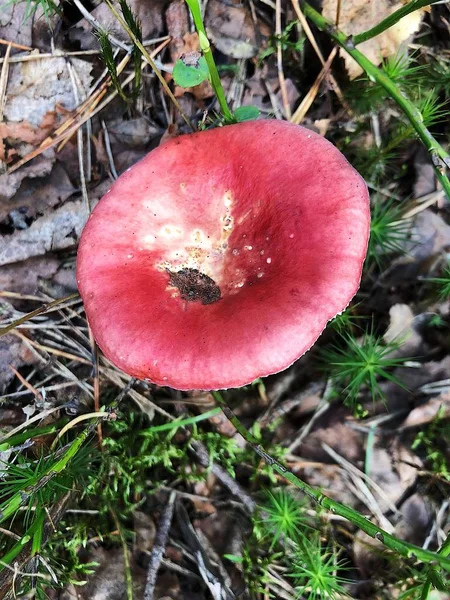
[0,293,80,337]
[290,46,337,124]
[88,326,103,446]
[191,441,256,513]
[101,120,119,179]
[66,59,90,216]
[291,0,346,108]
[0,38,32,51]
[0,40,169,65]
[8,366,44,403]
[0,42,11,123]
[143,491,176,600]
[211,391,450,572]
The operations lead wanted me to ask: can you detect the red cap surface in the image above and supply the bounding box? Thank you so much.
[77,120,370,390]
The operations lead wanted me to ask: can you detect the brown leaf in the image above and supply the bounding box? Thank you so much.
[0,199,88,267]
[394,493,431,545]
[1,56,93,162]
[299,415,364,464]
[408,209,450,262]
[166,0,190,62]
[402,392,450,428]
[0,162,76,223]
[383,303,422,357]
[0,332,37,394]
[205,0,270,59]
[0,156,53,202]
[0,255,60,294]
[322,0,425,79]
[4,57,93,126]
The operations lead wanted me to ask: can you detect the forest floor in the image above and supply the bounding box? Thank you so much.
[0,0,450,598]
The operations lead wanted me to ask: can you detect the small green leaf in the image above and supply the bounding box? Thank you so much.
[233,106,261,122]
[223,554,243,563]
[173,54,209,88]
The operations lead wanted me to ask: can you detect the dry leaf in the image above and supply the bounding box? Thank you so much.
[205,0,270,59]
[4,57,92,126]
[0,162,75,223]
[0,199,88,267]
[2,56,93,161]
[0,0,32,51]
[0,255,60,294]
[166,0,190,62]
[384,303,422,356]
[0,331,37,394]
[394,493,431,545]
[408,209,450,261]
[322,0,425,79]
[402,392,450,428]
[0,156,53,203]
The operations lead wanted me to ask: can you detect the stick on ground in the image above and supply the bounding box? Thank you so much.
[143,491,176,600]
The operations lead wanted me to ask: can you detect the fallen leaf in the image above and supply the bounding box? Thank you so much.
[302,462,361,507]
[298,414,364,464]
[322,0,425,79]
[133,510,156,554]
[0,199,88,267]
[383,303,422,356]
[0,255,60,294]
[413,145,436,198]
[58,547,146,600]
[1,56,92,162]
[0,0,32,51]
[368,444,418,509]
[0,162,76,224]
[4,57,93,127]
[275,78,300,116]
[408,209,450,261]
[401,392,450,428]
[108,117,162,148]
[205,0,270,59]
[0,156,53,203]
[0,331,37,394]
[394,493,431,545]
[166,0,190,62]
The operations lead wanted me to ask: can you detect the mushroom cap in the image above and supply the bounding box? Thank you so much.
[77,120,370,390]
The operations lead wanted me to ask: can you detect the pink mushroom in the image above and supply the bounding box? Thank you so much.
[77,120,370,390]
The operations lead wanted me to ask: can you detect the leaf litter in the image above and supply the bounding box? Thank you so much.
[0,0,450,598]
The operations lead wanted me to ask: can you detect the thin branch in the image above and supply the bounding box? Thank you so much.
[211,391,450,573]
[143,492,176,600]
[0,294,80,337]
